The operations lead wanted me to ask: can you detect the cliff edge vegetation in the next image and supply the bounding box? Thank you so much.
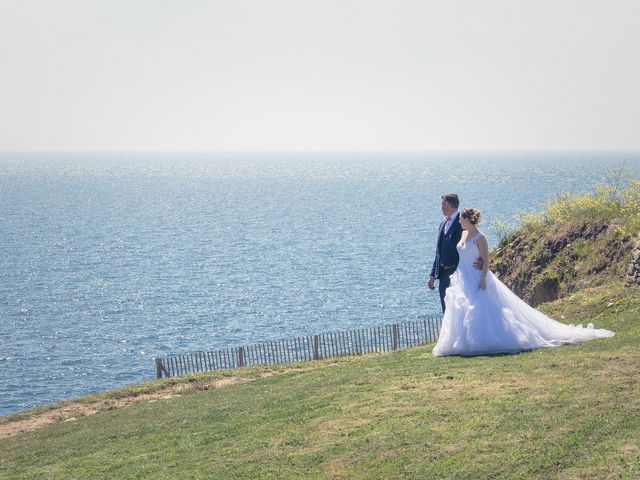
[491,167,640,306]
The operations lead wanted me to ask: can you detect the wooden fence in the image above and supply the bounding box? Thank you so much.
[154,315,443,379]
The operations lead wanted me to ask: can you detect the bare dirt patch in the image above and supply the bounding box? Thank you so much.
[0,365,322,439]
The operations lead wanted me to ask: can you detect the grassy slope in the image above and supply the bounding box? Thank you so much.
[491,220,634,305]
[491,170,640,305]
[1,281,639,479]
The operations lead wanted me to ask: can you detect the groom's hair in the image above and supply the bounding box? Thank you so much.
[442,193,459,208]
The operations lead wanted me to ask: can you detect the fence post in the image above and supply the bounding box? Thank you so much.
[392,324,399,350]
[313,335,320,360]
[238,347,245,367]
[155,358,163,379]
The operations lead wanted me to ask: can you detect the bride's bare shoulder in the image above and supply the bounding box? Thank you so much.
[475,232,488,245]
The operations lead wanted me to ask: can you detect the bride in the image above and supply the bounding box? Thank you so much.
[432,208,614,356]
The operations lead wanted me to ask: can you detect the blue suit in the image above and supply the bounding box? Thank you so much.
[430,212,463,313]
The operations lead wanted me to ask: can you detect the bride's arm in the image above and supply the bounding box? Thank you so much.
[476,235,490,289]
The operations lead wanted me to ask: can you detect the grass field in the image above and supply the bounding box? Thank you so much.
[1,280,639,479]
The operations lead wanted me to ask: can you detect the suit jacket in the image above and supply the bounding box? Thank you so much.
[430,213,463,279]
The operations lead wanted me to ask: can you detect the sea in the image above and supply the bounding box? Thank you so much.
[1,151,639,416]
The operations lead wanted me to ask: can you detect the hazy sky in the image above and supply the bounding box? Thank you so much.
[1,0,638,152]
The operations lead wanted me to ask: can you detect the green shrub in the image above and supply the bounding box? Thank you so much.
[519,165,640,236]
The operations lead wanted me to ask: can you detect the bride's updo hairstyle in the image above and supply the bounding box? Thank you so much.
[461,208,481,225]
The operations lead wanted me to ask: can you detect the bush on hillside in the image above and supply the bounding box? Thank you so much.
[490,164,640,306]
[518,165,640,236]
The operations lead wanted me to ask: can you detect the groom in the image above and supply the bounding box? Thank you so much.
[428,193,473,313]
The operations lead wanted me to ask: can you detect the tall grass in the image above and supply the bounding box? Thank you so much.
[519,164,640,236]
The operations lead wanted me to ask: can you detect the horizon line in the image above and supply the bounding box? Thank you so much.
[1,148,639,156]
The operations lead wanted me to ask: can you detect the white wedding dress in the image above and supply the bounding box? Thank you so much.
[432,232,614,356]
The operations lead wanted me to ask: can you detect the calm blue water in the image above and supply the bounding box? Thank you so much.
[1,152,639,416]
